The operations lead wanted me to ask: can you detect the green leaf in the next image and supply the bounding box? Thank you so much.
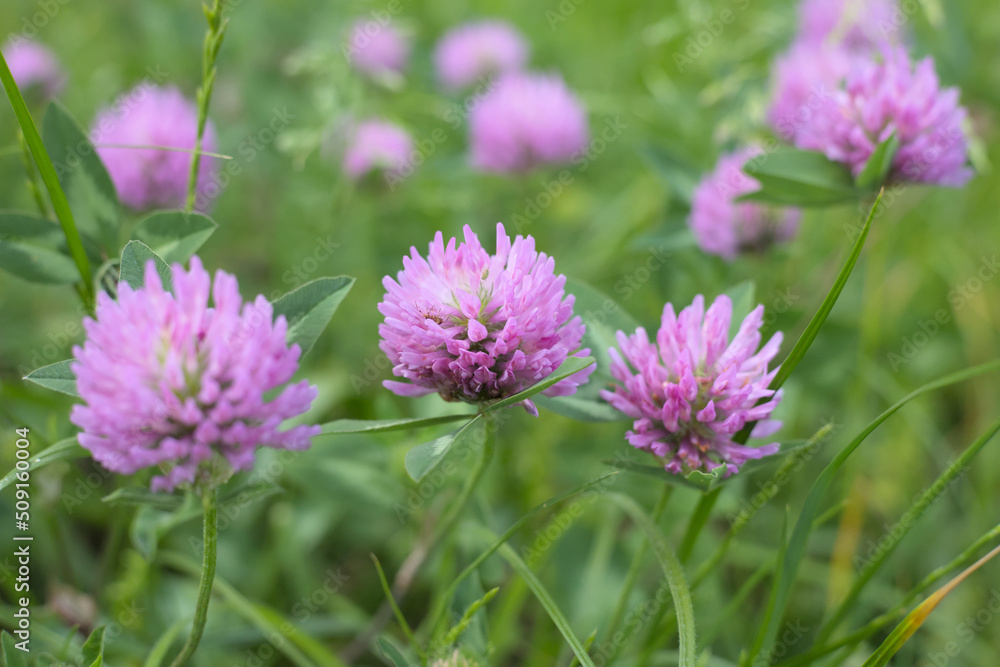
[770,191,880,393]
[0,211,80,283]
[533,394,627,422]
[426,472,620,637]
[744,358,1000,664]
[567,279,642,388]
[1,631,28,667]
[130,498,199,561]
[318,414,472,435]
[607,493,696,667]
[0,437,85,491]
[119,240,173,291]
[483,356,596,414]
[80,625,106,667]
[131,210,218,263]
[404,415,483,483]
[855,132,900,191]
[740,149,859,207]
[42,101,120,253]
[722,280,756,342]
[102,487,185,511]
[494,541,596,667]
[22,358,78,396]
[375,636,411,667]
[271,276,355,359]
[143,618,187,667]
[218,478,284,508]
[158,551,347,667]
[641,144,700,206]
[0,53,94,305]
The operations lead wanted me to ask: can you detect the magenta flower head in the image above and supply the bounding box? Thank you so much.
[92,85,221,211]
[795,47,972,187]
[343,119,414,182]
[468,72,588,173]
[433,21,529,91]
[378,223,594,416]
[3,38,66,97]
[689,148,800,260]
[70,257,319,492]
[767,43,852,142]
[601,295,783,475]
[346,19,410,78]
[798,0,899,51]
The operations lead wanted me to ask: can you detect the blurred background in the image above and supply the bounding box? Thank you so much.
[1,0,999,665]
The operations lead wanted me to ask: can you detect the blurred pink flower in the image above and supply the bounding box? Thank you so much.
[433,21,529,90]
[71,257,319,492]
[92,85,220,211]
[689,148,800,260]
[798,0,899,52]
[795,47,972,186]
[378,223,593,415]
[768,43,853,142]
[3,38,65,97]
[343,119,414,182]
[602,294,784,475]
[468,72,588,173]
[346,20,410,77]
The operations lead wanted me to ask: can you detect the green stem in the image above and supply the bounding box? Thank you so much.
[677,486,722,564]
[185,0,229,212]
[0,51,93,309]
[602,486,673,647]
[169,488,218,667]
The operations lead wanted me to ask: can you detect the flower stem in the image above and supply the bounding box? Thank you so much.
[601,485,672,647]
[677,486,722,564]
[169,488,218,667]
[185,0,229,212]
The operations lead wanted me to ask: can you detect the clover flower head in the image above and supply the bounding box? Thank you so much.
[798,0,900,52]
[601,294,784,475]
[468,72,588,173]
[347,19,410,77]
[689,147,801,260]
[343,119,414,182]
[378,223,593,415]
[433,21,529,90]
[4,38,65,97]
[794,47,972,187]
[92,85,220,211]
[70,257,319,491]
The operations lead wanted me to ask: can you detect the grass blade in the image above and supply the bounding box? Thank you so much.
[0,51,93,307]
[494,541,596,667]
[745,358,1000,664]
[862,542,1000,667]
[607,493,696,667]
[159,550,347,667]
[819,414,1000,641]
